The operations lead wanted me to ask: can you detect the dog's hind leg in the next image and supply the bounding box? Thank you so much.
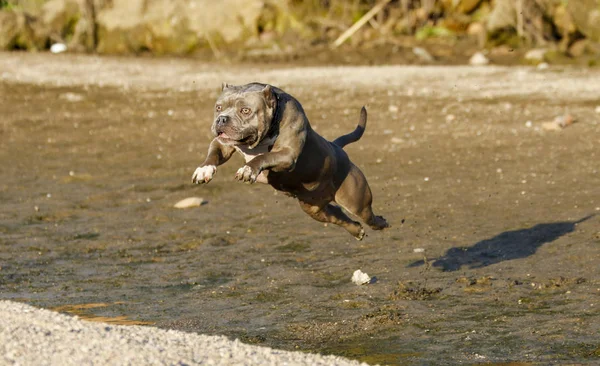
[298,201,365,240]
[334,164,389,231]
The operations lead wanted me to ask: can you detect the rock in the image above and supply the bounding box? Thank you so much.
[487,0,516,32]
[351,270,371,286]
[412,47,434,62]
[50,43,67,53]
[0,9,48,50]
[0,0,97,52]
[490,45,515,56]
[41,0,100,52]
[467,22,486,47]
[537,62,549,70]
[542,114,576,131]
[174,197,207,209]
[469,51,489,66]
[441,0,483,14]
[457,0,483,14]
[96,0,265,55]
[60,92,84,102]
[554,114,575,128]
[42,0,81,38]
[524,48,548,62]
[0,11,19,49]
[553,3,576,36]
[541,122,561,131]
[568,39,588,57]
[567,0,600,42]
[467,22,485,36]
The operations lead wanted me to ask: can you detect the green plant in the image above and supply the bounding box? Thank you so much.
[415,25,455,40]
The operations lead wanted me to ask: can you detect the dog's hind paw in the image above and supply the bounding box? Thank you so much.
[354,227,365,241]
[370,216,389,230]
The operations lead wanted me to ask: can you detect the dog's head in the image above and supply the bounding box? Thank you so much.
[211,83,277,149]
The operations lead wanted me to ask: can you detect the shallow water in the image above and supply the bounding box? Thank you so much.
[1,55,599,364]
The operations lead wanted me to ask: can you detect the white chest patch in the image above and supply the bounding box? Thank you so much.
[235,135,277,163]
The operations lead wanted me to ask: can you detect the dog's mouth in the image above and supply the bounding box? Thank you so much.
[217,132,253,145]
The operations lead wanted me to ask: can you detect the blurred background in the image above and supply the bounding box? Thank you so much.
[1,0,599,65]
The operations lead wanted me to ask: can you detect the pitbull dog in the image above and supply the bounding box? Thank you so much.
[192,82,389,240]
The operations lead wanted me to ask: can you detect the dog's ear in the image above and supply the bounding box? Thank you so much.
[221,82,230,91]
[262,85,276,109]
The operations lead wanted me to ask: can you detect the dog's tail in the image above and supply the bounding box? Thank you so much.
[333,106,367,148]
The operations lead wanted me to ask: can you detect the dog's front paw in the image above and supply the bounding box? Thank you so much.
[192,165,216,184]
[235,165,261,183]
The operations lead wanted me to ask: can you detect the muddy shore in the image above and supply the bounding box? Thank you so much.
[0,52,599,364]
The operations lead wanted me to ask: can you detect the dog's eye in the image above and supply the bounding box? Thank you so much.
[241,107,251,115]
[215,105,222,112]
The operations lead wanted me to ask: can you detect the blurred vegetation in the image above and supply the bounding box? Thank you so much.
[0,0,599,64]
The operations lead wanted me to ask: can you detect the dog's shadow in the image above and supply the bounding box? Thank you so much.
[408,215,594,271]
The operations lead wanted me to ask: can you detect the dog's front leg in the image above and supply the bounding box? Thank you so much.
[192,138,235,184]
[234,147,298,183]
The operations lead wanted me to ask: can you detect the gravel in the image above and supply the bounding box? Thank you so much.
[1,52,600,102]
[0,301,367,366]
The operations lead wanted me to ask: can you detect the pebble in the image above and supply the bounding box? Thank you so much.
[524,48,547,62]
[351,270,371,285]
[537,62,549,70]
[413,248,425,253]
[388,105,399,113]
[469,52,489,66]
[542,114,575,131]
[174,197,207,209]
[467,22,485,37]
[595,106,600,114]
[60,93,85,102]
[412,47,434,62]
[50,43,67,54]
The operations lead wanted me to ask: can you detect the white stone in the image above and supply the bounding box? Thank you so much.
[469,52,489,66]
[351,270,371,285]
[524,48,547,62]
[174,197,207,209]
[412,47,434,62]
[537,62,549,70]
[50,43,67,54]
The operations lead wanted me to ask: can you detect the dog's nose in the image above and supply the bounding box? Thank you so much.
[216,115,228,127]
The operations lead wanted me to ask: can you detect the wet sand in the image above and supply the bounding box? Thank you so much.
[0,52,599,364]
